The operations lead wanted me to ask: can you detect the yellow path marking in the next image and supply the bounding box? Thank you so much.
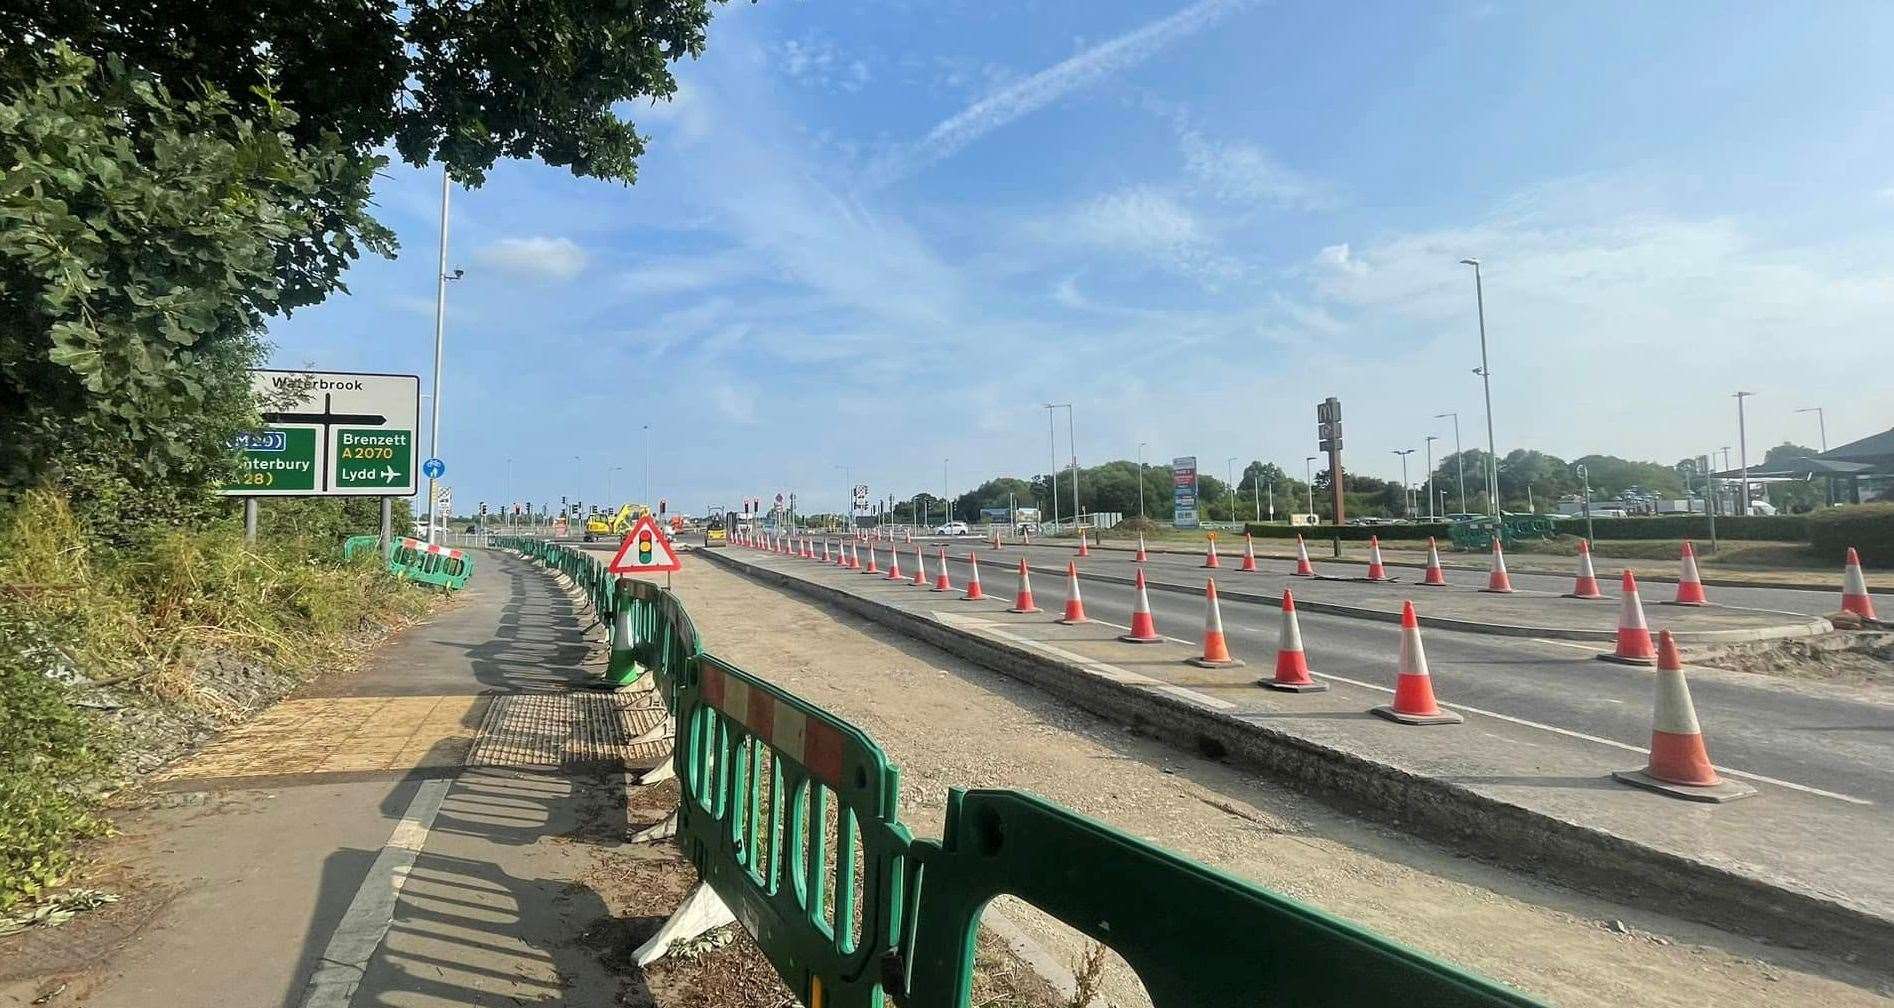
[157,695,484,782]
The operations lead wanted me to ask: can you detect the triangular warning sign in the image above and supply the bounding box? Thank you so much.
[608,514,683,574]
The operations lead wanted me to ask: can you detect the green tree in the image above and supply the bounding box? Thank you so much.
[3,1,718,519]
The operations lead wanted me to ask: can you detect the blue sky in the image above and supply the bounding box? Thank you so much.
[267,0,1894,516]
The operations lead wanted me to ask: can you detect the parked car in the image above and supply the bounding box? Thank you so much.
[934,521,970,536]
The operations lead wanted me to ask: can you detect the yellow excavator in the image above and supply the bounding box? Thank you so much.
[583,502,650,541]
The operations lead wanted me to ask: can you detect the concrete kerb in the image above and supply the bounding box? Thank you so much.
[697,546,1894,969]
[1011,561,1832,645]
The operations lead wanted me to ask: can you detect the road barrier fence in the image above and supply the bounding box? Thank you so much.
[343,534,474,590]
[494,537,1544,1007]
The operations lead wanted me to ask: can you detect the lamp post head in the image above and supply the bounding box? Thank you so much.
[1459,258,1479,267]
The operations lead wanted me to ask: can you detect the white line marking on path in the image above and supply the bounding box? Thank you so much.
[297,776,453,1008]
[935,613,1234,711]
[1310,671,1871,806]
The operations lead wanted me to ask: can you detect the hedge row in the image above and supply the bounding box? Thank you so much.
[1808,504,1894,568]
[1564,514,1809,542]
[1244,523,1452,542]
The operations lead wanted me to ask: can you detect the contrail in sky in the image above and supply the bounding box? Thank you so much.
[865,0,1259,187]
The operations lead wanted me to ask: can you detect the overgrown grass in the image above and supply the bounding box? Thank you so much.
[0,490,434,910]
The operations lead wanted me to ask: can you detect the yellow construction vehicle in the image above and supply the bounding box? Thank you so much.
[583,503,650,541]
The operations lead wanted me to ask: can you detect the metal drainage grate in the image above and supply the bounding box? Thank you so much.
[466,690,670,769]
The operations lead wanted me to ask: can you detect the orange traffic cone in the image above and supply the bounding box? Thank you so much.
[905,528,913,544]
[847,542,861,569]
[1240,534,1258,572]
[1292,535,1315,577]
[932,547,954,592]
[1119,568,1162,643]
[1420,537,1448,586]
[1008,559,1041,613]
[1481,537,1514,593]
[820,540,831,564]
[1260,590,1327,692]
[885,547,904,581]
[912,546,929,586]
[1058,562,1088,624]
[1077,530,1090,557]
[1371,601,1463,725]
[1841,548,1878,620]
[1132,533,1148,563]
[1203,537,1221,568]
[1365,535,1392,581]
[961,552,985,600]
[1565,539,1603,598]
[863,545,880,575]
[990,531,1002,550]
[1612,632,1756,802]
[1601,571,1657,664]
[1188,580,1243,668]
[1670,541,1708,605]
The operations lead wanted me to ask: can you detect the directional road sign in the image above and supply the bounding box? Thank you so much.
[222,370,420,497]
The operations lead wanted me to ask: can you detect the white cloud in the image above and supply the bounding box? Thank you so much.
[475,236,587,281]
[1068,188,1204,251]
[866,0,1259,186]
[776,35,874,92]
[1180,131,1329,210]
[710,382,757,424]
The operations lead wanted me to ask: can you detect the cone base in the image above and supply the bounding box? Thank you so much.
[1058,616,1090,625]
[1187,656,1245,668]
[1417,576,1449,587]
[931,585,952,593]
[960,592,985,601]
[1240,563,1258,572]
[1260,679,1328,693]
[1611,768,1756,803]
[1596,652,1657,666]
[1371,704,1464,726]
[1479,587,1516,594]
[1008,604,1042,614]
[1118,632,1164,644]
[1563,590,1606,599]
[1203,562,1221,569]
[1291,570,1316,577]
[1662,599,1709,607]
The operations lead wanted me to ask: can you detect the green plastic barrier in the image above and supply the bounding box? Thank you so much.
[387,536,474,590]
[896,790,1541,1007]
[490,538,1548,1008]
[675,653,914,1008]
[1448,513,1555,551]
[341,534,381,561]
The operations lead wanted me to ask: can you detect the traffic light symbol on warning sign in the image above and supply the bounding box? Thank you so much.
[607,514,682,574]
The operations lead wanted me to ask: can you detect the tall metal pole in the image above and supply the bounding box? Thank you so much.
[1304,456,1316,516]
[425,169,451,544]
[1392,449,1414,517]
[1435,412,1464,515]
[943,458,949,525]
[1423,435,1439,519]
[1226,457,1238,524]
[1044,405,1060,531]
[1734,391,1754,515]
[1063,404,1079,525]
[1461,260,1499,518]
[1798,406,1829,505]
[641,424,651,504]
[243,498,259,545]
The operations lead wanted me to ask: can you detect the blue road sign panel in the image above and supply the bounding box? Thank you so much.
[423,458,446,479]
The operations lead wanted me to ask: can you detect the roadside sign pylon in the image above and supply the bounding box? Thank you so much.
[1058,561,1088,624]
[1420,537,1448,587]
[1841,547,1878,620]
[1671,541,1709,605]
[1260,589,1327,692]
[1600,570,1658,665]
[1612,631,1756,802]
[1371,601,1463,725]
[1119,568,1162,643]
[1188,579,1244,668]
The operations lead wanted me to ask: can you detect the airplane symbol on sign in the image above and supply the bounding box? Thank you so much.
[381,466,398,481]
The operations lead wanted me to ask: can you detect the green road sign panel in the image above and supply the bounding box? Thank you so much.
[224,426,318,493]
[334,428,413,490]
[222,369,420,497]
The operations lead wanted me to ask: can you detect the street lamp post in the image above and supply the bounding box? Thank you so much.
[1392,449,1414,517]
[1226,458,1238,525]
[1434,412,1465,515]
[942,458,950,527]
[834,465,852,530]
[1304,456,1317,516]
[608,465,623,506]
[1043,404,1061,531]
[1460,259,1500,518]
[1575,463,1594,544]
[1798,405,1830,505]
[424,169,459,545]
[1734,391,1754,515]
[1423,435,1440,519]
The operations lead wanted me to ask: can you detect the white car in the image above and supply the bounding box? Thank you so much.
[934,521,970,536]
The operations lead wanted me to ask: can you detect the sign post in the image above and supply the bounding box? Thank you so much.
[1318,397,1345,557]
